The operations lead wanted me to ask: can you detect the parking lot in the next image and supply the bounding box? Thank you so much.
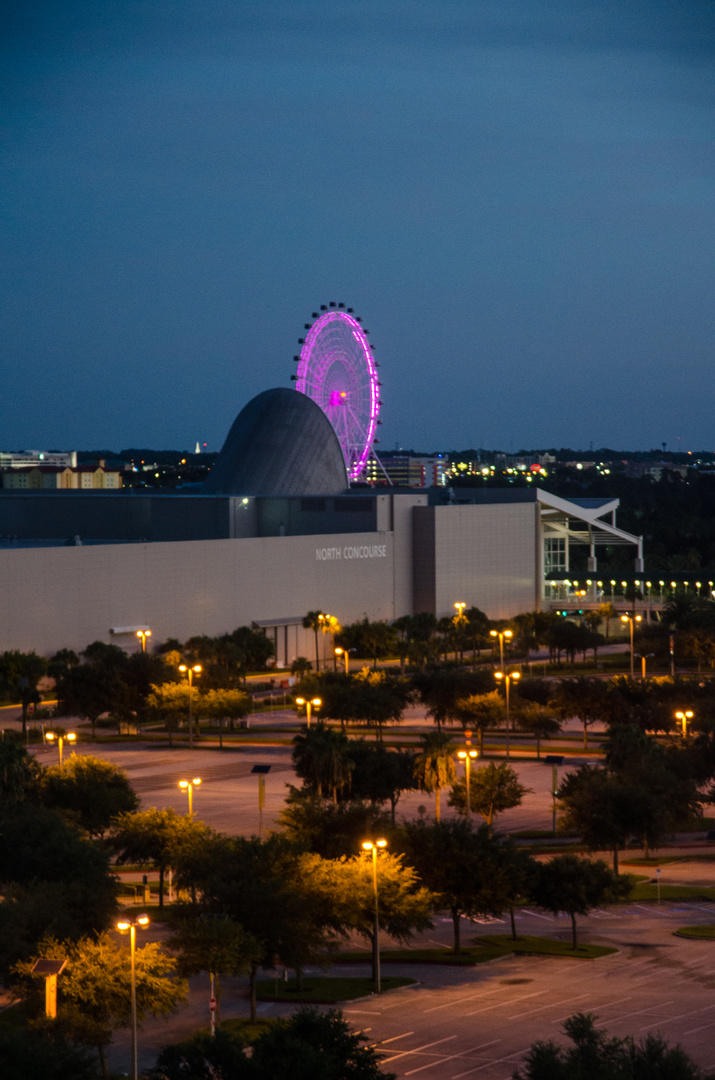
[15,721,715,1076]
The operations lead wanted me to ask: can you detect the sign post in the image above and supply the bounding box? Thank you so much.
[656,866,661,904]
[251,765,271,839]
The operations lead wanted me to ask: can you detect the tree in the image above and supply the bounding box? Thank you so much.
[558,764,657,873]
[529,855,630,949]
[337,618,397,669]
[168,914,261,1025]
[403,818,521,952]
[513,1011,715,1080]
[148,1007,397,1080]
[201,686,251,736]
[0,650,48,735]
[413,669,493,730]
[146,681,193,744]
[350,741,417,822]
[0,1023,97,1080]
[292,721,354,804]
[55,648,129,738]
[454,690,505,754]
[14,933,186,1080]
[0,739,42,806]
[598,601,618,639]
[147,1028,252,1080]
[279,793,392,859]
[550,677,612,750]
[113,807,211,907]
[449,761,531,831]
[0,803,118,973]
[249,1007,397,1080]
[181,834,342,1018]
[412,730,457,821]
[303,611,326,672]
[350,669,410,739]
[224,626,276,681]
[300,851,434,983]
[291,656,313,677]
[513,700,562,758]
[39,754,139,839]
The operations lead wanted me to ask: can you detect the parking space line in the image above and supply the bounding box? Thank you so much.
[638,1002,715,1032]
[510,994,589,1020]
[378,1031,414,1045]
[595,1000,674,1026]
[684,1020,715,1036]
[451,1046,532,1077]
[423,990,495,1013]
[550,996,632,1023]
[464,990,546,1017]
[520,909,553,920]
[404,1040,501,1075]
[382,1035,457,1064]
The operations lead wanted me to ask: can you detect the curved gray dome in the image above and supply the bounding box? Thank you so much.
[204,388,349,496]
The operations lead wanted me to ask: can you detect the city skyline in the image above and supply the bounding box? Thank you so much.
[2,1,713,453]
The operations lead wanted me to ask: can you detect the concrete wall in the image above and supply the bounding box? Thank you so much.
[0,531,396,657]
[414,502,539,618]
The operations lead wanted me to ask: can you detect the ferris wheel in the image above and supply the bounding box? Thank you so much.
[292,303,381,482]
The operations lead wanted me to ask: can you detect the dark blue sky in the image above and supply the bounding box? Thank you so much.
[2,0,713,453]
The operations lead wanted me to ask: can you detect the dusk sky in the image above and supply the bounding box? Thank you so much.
[2,1,713,455]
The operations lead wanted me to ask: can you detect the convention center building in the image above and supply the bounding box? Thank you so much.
[0,389,642,660]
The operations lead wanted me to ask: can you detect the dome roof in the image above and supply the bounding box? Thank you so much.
[204,388,349,496]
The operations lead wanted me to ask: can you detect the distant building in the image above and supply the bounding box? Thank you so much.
[367,454,448,487]
[0,450,77,469]
[1,462,123,490]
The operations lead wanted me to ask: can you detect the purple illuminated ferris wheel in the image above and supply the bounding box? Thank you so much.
[293,304,380,482]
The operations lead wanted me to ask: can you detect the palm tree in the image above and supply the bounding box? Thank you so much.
[302,611,325,672]
[292,721,354,804]
[413,730,457,821]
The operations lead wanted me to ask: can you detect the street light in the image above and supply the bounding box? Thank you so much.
[634,652,655,680]
[295,696,321,728]
[362,839,387,993]
[620,614,642,678]
[178,664,202,747]
[45,730,76,767]
[490,628,512,669]
[675,710,694,738]
[334,647,349,674]
[494,670,520,758]
[135,628,151,652]
[116,914,150,1080]
[457,748,478,814]
[178,777,202,817]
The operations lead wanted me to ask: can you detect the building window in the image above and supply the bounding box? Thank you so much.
[544,537,566,575]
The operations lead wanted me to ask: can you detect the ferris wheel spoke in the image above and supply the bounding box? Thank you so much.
[294,307,379,478]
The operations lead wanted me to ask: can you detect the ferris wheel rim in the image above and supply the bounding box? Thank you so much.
[294,309,379,481]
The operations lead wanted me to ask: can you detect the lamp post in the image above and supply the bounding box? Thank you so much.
[494,670,520,758]
[135,628,151,652]
[620,614,642,678]
[45,730,76,767]
[457,748,478,814]
[675,710,694,738]
[295,696,321,728]
[489,628,512,669]
[334,647,349,674]
[178,664,202,747]
[178,777,202,817]
[361,839,387,993]
[634,652,654,680]
[116,914,150,1080]
[318,613,335,669]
